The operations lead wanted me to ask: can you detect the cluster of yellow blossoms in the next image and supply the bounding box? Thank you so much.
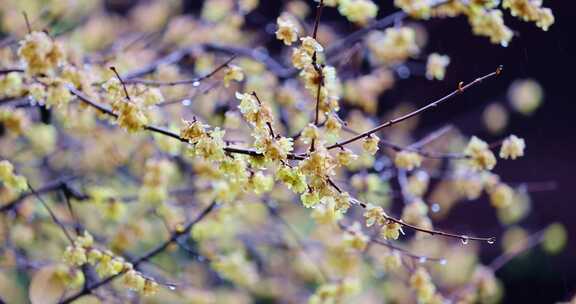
[18,31,65,75]
[337,0,379,24]
[503,0,554,30]
[63,231,159,296]
[363,204,404,241]
[500,134,526,159]
[103,78,165,132]
[394,0,554,47]
[368,27,419,65]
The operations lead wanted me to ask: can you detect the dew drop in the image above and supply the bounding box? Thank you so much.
[431,203,440,213]
[439,259,447,266]
[487,237,495,245]
[192,81,200,87]
[418,256,427,264]
[461,235,469,245]
[181,99,191,106]
[396,65,411,79]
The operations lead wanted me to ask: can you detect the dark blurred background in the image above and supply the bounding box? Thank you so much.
[117,1,576,302]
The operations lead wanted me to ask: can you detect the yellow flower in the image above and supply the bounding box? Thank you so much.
[338,0,378,24]
[276,166,307,193]
[489,183,514,209]
[46,80,73,108]
[343,222,368,251]
[301,190,321,208]
[275,14,299,45]
[363,204,386,227]
[63,246,87,266]
[141,88,164,106]
[300,36,324,55]
[300,124,319,144]
[499,135,525,159]
[380,221,403,240]
[18,31,65,75]
[0,72,24,98]
[114,100,148,133]
[362,134,380,155]
[426,53,450,80]
[291,47,313,69]
[367,27,419,65]
[394,151,422,171]
[395,0,432,19]
[469,9,513,47]
[0,160,28,192]
[180,119,207,143]
[336,149,358,167]
[503,0,554,31]
[465,136,496,171]
[223,65,245,87]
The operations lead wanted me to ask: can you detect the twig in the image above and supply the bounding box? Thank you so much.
[67,87,304,160]
[327,177,495,244]
[0,176,78,213]
[326,66,503,150]
[59,201,218,304]
[27,183,74,244]
[124,55,237,86]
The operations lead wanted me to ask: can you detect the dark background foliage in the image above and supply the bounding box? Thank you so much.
[108,1,576,302]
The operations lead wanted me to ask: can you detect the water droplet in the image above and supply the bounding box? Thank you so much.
[461,235,469,245]
[396,65,411,79]
[487,237,495,245]
[418,256,427,264]
[196,256,205,262]
[439,259,447,266]
[431,203,440,213]
[167,284,177,291]
[192,81,200,87]
[181,99,191,106]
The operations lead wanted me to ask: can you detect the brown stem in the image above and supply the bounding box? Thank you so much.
[124,55,237,87]
[59,201,218,304]
[327,66,503,150]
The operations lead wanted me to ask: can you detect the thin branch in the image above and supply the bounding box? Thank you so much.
[326,66,503,150]
[339,222,446,264]
[109,66,131,101]
[59,201,218,304]
[327,177,495,244]
[312,0,324,39]
[27,183,74,244]
[0,68,25,75]
[490,229,545,272]
[0,176,78,213]
[67,87,304,160]
[123,55,237,87]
